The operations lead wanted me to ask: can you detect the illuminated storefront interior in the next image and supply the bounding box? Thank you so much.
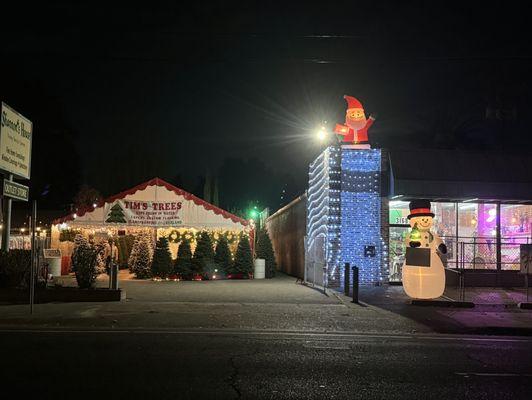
[387,149,532,283]
[389,200,531,281]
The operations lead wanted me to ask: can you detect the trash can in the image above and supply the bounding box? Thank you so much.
[43,249,62,277]
[254,258,265,279]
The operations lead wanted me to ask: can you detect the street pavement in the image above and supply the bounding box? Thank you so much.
[1,273,531,398]
[1,329,531,399]
[0,273,530,335]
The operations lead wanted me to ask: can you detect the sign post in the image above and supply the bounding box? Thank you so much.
[0,102,32,252]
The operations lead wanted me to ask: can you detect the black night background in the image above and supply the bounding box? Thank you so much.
[1,1,531,216]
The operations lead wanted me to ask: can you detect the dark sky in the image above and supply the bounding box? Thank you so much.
[1,1,531,212]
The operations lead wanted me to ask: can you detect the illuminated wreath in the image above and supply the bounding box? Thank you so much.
[167,230,181,244]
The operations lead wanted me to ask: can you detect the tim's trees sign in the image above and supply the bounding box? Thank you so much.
[105,200,184,226]
[0,102,32,179]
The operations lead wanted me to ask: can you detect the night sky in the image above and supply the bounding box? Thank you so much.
[1,1,531,216]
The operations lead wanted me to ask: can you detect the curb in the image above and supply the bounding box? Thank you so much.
[411,299,475,308]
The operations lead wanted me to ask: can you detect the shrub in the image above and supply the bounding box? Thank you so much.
[255,227,277,278]
[0,250,31,288]
[229,236,253,276]
[175,239,193,278]
[151,237,173,279]
[192,231,214,274]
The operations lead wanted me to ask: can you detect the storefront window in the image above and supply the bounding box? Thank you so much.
[389,201,532,277]
[388,200,409,282]
[500,204,531,270]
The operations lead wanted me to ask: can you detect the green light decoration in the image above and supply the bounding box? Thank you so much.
[248,206,259,220]
[410,223,421,242]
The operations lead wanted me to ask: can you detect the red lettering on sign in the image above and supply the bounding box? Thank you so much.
[143,203,148,210]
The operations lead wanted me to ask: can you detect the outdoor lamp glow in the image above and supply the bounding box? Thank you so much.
[317,126,327,142]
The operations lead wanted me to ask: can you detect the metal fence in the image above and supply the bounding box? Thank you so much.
[444,236,530,270]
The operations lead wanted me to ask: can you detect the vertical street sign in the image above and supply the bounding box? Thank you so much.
[1,102,33,252]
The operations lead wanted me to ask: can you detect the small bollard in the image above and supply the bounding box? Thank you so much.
[110,263,119,290]
[344,263,350,296]
[352,266,359,304]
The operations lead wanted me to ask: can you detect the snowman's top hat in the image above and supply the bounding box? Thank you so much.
[407,199,435,219]
[344,95,363,110]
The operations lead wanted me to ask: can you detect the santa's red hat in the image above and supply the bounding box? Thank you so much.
[344,95,363,110]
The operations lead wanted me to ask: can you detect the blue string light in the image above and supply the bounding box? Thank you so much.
[307,147,385,288]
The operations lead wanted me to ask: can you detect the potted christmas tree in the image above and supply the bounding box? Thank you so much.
[228,235,253,279]
[192,231,215,280]
[174,239,193,280]
[255,227,277,278]
[214,235,231,278]
[151,237,173,280]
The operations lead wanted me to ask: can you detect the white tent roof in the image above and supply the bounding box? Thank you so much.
[54,178,249,230]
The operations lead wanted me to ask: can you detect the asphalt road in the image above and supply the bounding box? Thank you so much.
[1,329,531,400]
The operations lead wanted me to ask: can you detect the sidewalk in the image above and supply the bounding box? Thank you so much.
[0,275,530,336]
[352,285,532,336]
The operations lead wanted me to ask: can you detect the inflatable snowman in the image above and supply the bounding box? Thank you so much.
[402,200,447,299]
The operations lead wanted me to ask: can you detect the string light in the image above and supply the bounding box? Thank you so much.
[307,147,386,288]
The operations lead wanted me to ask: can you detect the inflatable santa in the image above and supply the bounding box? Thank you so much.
[334,95,376,146]
[402,200,447,299]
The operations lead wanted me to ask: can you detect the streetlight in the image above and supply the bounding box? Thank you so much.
[316,125,327,142]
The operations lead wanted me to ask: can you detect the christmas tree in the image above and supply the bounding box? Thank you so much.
[106,202,127,223]
[214,235,232,275]
[71,234,89,272]
[175,239,193,278]
[230,235,253,276]
[71,234,99,288]
[255,227,277,278]
[128,232,153,279]
[192,231,215,274]
[151,237,173,279]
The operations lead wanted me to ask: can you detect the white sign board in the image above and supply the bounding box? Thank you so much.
[0,102,32,179]
[43,248,62,258]
[105,199,184,227]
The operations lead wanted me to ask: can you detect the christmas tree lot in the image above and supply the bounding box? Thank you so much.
[255,227,277,278]
[214,235,232,275]
[151,237,173,279]
[229,235,253,277]
[192,231,215,275]
[174,238,193,279]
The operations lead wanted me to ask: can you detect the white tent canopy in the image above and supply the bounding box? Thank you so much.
[53,178,249,231]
